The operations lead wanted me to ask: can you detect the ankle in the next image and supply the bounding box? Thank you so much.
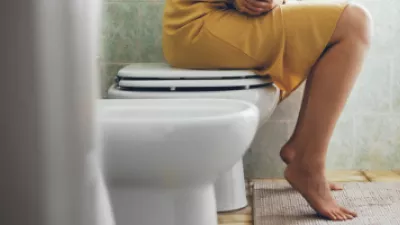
[291,155,326,173]
[280,142,296,163]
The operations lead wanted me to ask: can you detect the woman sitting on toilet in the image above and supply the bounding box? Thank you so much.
[162,0,372,220]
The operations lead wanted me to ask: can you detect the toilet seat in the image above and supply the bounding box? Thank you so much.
[115,63,273,92]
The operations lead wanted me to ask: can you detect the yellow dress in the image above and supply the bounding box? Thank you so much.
[162,0,348,98]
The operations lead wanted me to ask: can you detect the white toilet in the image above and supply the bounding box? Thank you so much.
[107,63,280,212]
[98,98,259,225]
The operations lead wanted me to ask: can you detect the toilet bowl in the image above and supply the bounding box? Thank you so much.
[107,63,280,211]
[98,99,259,225]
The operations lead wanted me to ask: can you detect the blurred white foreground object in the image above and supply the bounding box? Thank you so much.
[0,0,105,225]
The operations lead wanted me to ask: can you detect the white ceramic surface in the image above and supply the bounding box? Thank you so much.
[117,62,257,78]
[107,63,279,211]
[118,78,271,88]
[108,84,279,127]
[98,99,259,225]
[1,0,102,225]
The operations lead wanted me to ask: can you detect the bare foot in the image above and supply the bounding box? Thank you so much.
[284,163,357,221]
[280,144,343,191]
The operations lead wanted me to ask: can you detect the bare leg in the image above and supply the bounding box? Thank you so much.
[282,4,371,221]
[281,112,343,191]
[280,145,344,191]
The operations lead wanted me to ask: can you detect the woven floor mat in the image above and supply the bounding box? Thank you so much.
[253,181,400,225]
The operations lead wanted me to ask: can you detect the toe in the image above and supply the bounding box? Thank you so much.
[319,210,336,220]
[338,208,356,221]
[335,212,345,221]
[338,211,349,221]
[341,207,357,217]
[329,183,344,191]
[335,208,351,221]
[327,211,338,221]
[330,213,339,221]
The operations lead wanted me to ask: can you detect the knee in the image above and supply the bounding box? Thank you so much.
[339,4,372,45]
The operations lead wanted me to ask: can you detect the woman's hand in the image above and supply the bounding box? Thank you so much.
[234,0,285,16]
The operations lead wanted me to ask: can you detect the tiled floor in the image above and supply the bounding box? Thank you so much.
[218,170,400,225]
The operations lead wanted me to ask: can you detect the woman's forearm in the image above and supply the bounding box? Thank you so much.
[233,0,286,16]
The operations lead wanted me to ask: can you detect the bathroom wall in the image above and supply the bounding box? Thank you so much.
[100,0,400,178]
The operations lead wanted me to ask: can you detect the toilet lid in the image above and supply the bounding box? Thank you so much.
[117,63,258,78]
[115,63,273,91]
